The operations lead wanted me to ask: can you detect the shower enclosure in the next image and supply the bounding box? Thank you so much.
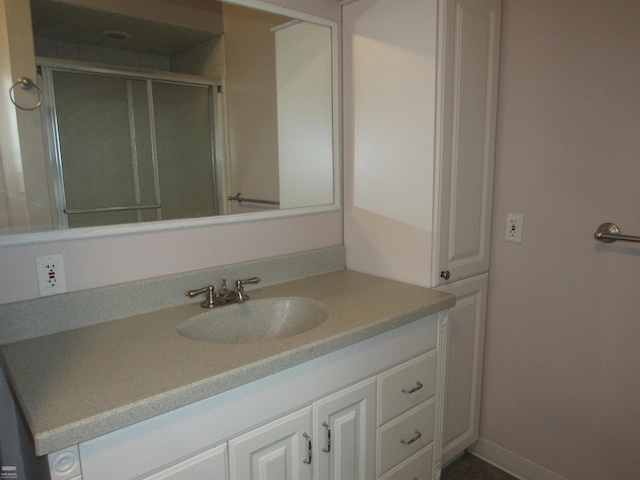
[40,62,222,229]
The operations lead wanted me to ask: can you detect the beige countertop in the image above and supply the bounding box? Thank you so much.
[0,269,454,456]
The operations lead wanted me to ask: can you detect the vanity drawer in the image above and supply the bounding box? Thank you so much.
[378,445,434,480]
[377,400,435,476]
[378,350,437,425]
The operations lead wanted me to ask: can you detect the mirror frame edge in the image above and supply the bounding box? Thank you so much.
[0,0,341,248]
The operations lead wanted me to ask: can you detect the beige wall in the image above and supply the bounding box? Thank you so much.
[482,1,640,478]
[223,4,282,214]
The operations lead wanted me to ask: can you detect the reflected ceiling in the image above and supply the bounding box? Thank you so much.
[30,0,222,56]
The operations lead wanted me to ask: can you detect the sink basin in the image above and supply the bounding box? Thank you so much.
[177,297,328,344]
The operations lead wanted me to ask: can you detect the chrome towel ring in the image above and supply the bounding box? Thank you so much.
[9,76,43,111]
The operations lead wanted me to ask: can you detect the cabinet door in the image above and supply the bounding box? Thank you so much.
[228,406,312,480]
[313,378,376,480]
[433,0,501,286]
[141,443,228,480]
[438,274,488,464]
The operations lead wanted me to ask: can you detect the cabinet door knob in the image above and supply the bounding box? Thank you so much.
[440,270,451,280]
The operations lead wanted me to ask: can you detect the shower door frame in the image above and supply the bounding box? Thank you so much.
[38,58,228,229]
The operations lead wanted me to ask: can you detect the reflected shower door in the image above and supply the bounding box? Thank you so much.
[47,67,217,228]
[152,81,217,220]
[52,71,158,228]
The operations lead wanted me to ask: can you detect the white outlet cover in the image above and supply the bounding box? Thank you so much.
[505,213,524,243]
[36,254,68,296]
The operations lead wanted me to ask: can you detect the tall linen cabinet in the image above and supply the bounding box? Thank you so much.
[342,0,501,465]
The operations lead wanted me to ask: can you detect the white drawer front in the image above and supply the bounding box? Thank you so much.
[378,445,434,480]
[378,350,437,425]
[377,400,435,476]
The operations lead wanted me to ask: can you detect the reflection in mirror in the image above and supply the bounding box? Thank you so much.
[0,0,336,238]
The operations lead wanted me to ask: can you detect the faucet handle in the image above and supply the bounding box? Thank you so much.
[185,285,216,308]
[236,276,261,287]
[234,277,261,302]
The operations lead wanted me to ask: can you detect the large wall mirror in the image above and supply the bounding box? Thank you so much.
[0,0,338,245]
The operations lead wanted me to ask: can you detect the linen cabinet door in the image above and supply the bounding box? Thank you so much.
[433,0,501,286]
[313,378,377,480]
[438,274,488,463]
[228,406,312,480]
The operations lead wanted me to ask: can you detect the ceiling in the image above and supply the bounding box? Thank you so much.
[30,0,222,56]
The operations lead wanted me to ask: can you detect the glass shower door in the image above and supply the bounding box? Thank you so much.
[51,70,159,228]
[152,81,217,221]
[46,66,218,229]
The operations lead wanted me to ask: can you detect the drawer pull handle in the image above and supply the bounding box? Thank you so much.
[401,381,423,394]
[321,421,331,453]
[400,430,422,446]
[303,432,312,464]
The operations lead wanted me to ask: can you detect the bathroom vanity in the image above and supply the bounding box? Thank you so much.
[0,251,454,480]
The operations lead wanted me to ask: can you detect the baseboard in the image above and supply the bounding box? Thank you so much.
[468,438,569,480]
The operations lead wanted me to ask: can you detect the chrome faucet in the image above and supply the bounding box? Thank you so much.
[185,285,217,308]
[186,277,261,308]
[234,276,261,303]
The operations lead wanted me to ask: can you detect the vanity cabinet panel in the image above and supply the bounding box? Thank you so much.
[378,446,434,480]
[228,406,313,480]
[375,343,448,480]
[432,0,501,286]
[377,400,436,477]
[313,378,377,480]
[438,274,488,464]
[141,443,228,480]
[344,0,501,471]
[378,351,437,425]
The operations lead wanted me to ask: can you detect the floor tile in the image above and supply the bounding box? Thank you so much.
[442,453,518,480]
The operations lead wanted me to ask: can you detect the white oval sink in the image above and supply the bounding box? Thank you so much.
[177,297,328,344]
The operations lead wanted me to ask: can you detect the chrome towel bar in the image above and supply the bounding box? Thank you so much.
[65,204,161,214]
[594,222,640,244]
[228,192,279,206]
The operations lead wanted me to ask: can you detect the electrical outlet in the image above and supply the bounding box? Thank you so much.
[36,254,67,296]
[505,213,524,243]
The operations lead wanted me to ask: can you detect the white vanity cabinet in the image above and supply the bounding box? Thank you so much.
[438,274,488,464]
[229,406,313,480]
[47,313,448,480]
[343,0,501,464]
[312,378,377,480]
[435,0,499,464]
[229,377,376,480]
[376,351,439,480]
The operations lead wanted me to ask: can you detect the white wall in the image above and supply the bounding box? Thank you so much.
[481,1,640,479]
[0,0,341,305]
